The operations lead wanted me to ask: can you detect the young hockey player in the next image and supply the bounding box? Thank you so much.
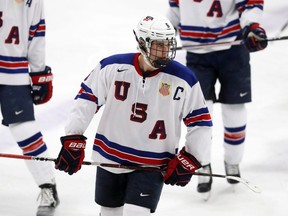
[55,15,212,216]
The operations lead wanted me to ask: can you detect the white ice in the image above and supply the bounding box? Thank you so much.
[0,0,288,215]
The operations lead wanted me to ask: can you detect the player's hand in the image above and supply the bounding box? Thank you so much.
[163,147,201,186]
[30,66,53,105]
[242,23,268,52]
[55,135,87,175]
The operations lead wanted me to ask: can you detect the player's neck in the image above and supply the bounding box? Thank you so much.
[138,54,158,75]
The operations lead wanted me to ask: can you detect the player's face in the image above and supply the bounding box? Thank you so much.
[149,40,170,61]
[147,39,176,69]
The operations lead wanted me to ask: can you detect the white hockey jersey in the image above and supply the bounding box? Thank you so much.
[0,0,46,85]
[167,0,264,53]
[65,53,213,173]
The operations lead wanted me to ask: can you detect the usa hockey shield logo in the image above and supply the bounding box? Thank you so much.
[159,82,171,96]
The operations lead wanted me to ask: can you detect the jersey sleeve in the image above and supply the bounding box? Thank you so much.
[236,0,264,28]
[182,81,213,164]
[166,0,180,28]
[65,63,108,135]
[28,0,46,72]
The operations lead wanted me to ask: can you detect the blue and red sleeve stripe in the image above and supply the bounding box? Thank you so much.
[183,107,213,127]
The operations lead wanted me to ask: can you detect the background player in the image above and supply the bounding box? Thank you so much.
[167,0,268,194]
[0,0,59,215]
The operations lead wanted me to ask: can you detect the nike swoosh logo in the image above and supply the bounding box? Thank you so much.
[15,110,23,115]
[240,92,248,97]
[117,69,128,72]
[140,193,150,197]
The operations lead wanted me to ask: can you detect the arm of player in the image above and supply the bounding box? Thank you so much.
[237,1,267,52]
[27,0,46,73]
[166,0,180,30]
[182,81,213,165]
[64,65,104,135]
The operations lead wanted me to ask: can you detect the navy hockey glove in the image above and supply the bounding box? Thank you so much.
[30,66,53,105]
[242,23,268,52]
[55,135,87,175]
[163,147,201,186]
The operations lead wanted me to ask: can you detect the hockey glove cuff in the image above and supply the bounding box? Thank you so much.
[163,147,201,186]
[242,23,268,52]
[55,135,87,175]
[30,66,53,105]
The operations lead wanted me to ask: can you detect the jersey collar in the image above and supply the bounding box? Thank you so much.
[134,53,161,78]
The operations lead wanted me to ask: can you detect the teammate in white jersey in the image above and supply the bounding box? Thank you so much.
[167,0,268,193]
[0,0,59,215]
[55,15,212,216]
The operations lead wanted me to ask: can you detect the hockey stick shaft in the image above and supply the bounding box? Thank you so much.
[0,153,261,193]
[0,153,165,171]
[176,35,288,50]
[278,21,288,36]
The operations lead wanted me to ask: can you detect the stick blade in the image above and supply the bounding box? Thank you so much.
[226,176,262,193]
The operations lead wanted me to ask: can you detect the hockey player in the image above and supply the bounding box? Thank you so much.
[167,0,268,194]
[55,15,212,216]
[0,0,59,215]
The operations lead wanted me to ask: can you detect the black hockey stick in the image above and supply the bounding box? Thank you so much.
[0,153,164,171]
[176,35,288,50]
[0,153,261,193]
[277,20,288,37]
